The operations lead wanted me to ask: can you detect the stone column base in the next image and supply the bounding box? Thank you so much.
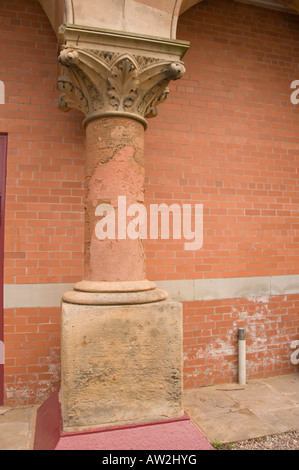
[61,299,183,433]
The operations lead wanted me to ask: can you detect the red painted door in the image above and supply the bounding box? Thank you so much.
[0,134,7,405]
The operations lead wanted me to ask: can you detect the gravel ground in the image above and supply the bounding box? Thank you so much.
[221,431,299,450]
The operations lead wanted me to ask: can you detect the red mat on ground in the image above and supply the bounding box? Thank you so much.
[55,418,213,450]
[34,391,213,451]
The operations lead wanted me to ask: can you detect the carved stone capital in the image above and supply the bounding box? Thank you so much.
[57,46,186,127]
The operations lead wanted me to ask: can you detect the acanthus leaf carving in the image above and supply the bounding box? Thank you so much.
[57,74,89,115]
[57,46,186,127]
[107,56,140,112]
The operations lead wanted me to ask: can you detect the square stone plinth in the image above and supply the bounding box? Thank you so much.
[61,299,183,432]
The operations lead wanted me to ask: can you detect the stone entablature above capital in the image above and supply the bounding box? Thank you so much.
[57,25,189,127]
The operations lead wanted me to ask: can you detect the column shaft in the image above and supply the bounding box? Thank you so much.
[84,117,146,282]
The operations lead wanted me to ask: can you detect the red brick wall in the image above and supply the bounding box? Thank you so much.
[145,0,299,282]
[0,0,298,405]
[4,307,60,404]
[0,0,85,286]
[0,0,85,404]
[183,294,299,388]
[172,0,299,387]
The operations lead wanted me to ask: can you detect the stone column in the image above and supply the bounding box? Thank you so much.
[57,25,189,432]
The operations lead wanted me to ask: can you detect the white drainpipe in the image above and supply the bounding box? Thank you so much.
[238,328,246,385]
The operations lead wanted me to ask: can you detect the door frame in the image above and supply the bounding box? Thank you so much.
[0,134,7,406]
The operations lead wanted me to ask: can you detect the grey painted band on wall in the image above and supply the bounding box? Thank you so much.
[3,274,299,309]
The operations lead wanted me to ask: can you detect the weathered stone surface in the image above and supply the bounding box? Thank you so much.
[62,287,168,305]
[83,117,147,283]
[57,45,186,128]
[74,279,157,293]
[61,299,183,432]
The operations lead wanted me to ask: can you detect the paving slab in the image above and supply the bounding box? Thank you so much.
[189,407,277,444]
[259,373,299,397]
[184,373,299,444]
[182,387,242,418]
[224,381,295,413]
[0,406,38,450]
[270,407,299,431]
